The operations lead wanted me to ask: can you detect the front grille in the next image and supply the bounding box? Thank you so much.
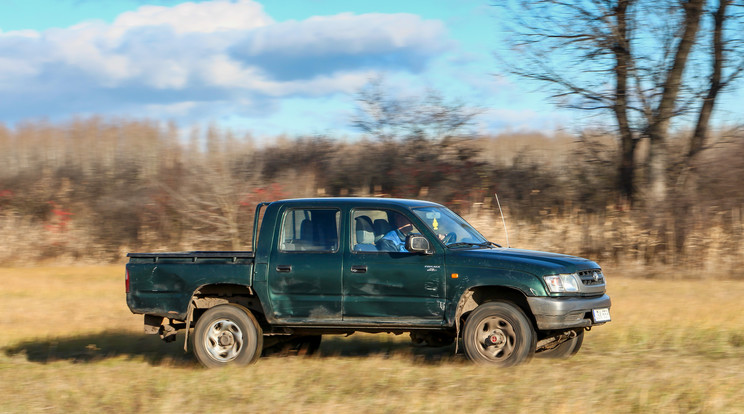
[577,269,605,286]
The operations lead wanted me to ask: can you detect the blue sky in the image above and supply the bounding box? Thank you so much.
[0,0,578,138]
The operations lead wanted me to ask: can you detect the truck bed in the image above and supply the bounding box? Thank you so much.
[126,251,255,319]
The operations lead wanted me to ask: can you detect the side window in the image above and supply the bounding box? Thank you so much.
[352,209,421,253]
[280,209,340,252]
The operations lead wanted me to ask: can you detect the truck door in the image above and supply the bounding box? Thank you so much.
[342,209,446,324]
[267,207,343,322]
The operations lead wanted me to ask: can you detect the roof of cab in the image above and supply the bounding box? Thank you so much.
[269,197,443,209]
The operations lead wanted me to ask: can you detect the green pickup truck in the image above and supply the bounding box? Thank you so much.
[126,197,611,367]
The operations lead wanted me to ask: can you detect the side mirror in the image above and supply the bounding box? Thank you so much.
[406,235,432,254]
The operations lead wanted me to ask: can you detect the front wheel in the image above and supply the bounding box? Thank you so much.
[193,304,263,368]
[462,301,535,367]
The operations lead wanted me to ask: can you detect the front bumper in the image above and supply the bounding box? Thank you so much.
[527,294,611,330]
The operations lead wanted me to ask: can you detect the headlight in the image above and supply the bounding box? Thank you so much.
[544,273,580,293]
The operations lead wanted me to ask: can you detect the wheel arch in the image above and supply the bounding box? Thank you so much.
[454,285,538,343]
[190,283,268,325]
[176,283,267,354]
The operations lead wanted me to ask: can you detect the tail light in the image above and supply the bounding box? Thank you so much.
[125,269,130,293]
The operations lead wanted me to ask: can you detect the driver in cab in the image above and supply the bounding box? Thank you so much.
[377,213,416,252]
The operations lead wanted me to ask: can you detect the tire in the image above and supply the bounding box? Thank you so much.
[537,330,584,359]
[193,304,263,368]
[462,301,535,367]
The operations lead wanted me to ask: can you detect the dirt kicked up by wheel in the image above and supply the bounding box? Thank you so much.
[193,304,263,368]
[462,301,536,367]
[536,330,584,359]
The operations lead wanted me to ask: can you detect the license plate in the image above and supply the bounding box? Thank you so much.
[592,308,611,323]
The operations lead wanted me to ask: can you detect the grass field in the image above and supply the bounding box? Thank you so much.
[1,265,744,413]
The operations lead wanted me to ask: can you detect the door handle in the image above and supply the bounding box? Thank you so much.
[350,265,367,274]
[276,265,292,273]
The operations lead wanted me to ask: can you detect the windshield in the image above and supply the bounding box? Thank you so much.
[412,206,490,247]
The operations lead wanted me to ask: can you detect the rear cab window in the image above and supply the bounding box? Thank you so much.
[280,208,340,252]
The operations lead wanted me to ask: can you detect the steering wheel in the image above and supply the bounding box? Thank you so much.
[442,232,457,245]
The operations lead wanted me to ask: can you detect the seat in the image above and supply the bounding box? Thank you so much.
[295,218,314,250]
[373,219,391,242]
[354,216,377,252]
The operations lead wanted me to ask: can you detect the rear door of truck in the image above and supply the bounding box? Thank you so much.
[266,206,344,322]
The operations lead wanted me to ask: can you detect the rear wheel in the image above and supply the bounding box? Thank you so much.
[462,301,535,367]
[193,304,263,368]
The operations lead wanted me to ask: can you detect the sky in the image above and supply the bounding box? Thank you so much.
[0,0,581,138]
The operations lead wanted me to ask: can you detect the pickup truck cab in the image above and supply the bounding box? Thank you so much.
[126,198,611,367]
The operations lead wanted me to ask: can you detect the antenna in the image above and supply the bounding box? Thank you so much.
[494,193,510,248]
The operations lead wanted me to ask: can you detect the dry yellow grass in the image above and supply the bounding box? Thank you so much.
[1,266,744,413]
[0,265,141,347]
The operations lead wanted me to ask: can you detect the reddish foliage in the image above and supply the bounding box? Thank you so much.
[44,201,73,233]
[240,183,287,206]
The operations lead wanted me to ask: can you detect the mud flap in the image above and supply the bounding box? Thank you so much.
[183,301,195,352]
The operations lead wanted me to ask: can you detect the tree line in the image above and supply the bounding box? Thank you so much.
[1,117,743,276]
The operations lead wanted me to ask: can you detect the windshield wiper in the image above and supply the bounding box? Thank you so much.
[446,241,501,249]
[446,242,479,248]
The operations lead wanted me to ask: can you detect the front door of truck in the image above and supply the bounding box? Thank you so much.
[342,209,446,324]
[267,207,343,323]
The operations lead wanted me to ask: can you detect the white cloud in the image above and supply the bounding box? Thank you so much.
[0,57,39,84]
[243,12,445,56]
[0,0,448,124]
[111,0,273,36]
[203,54,253,87]
[0,29,41,38]
[150,59,191,89]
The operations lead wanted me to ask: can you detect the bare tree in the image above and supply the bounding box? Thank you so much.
[351,77,482,142]
[496,0,744,206]
[687,0,744,161]
[159,130,261,251]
